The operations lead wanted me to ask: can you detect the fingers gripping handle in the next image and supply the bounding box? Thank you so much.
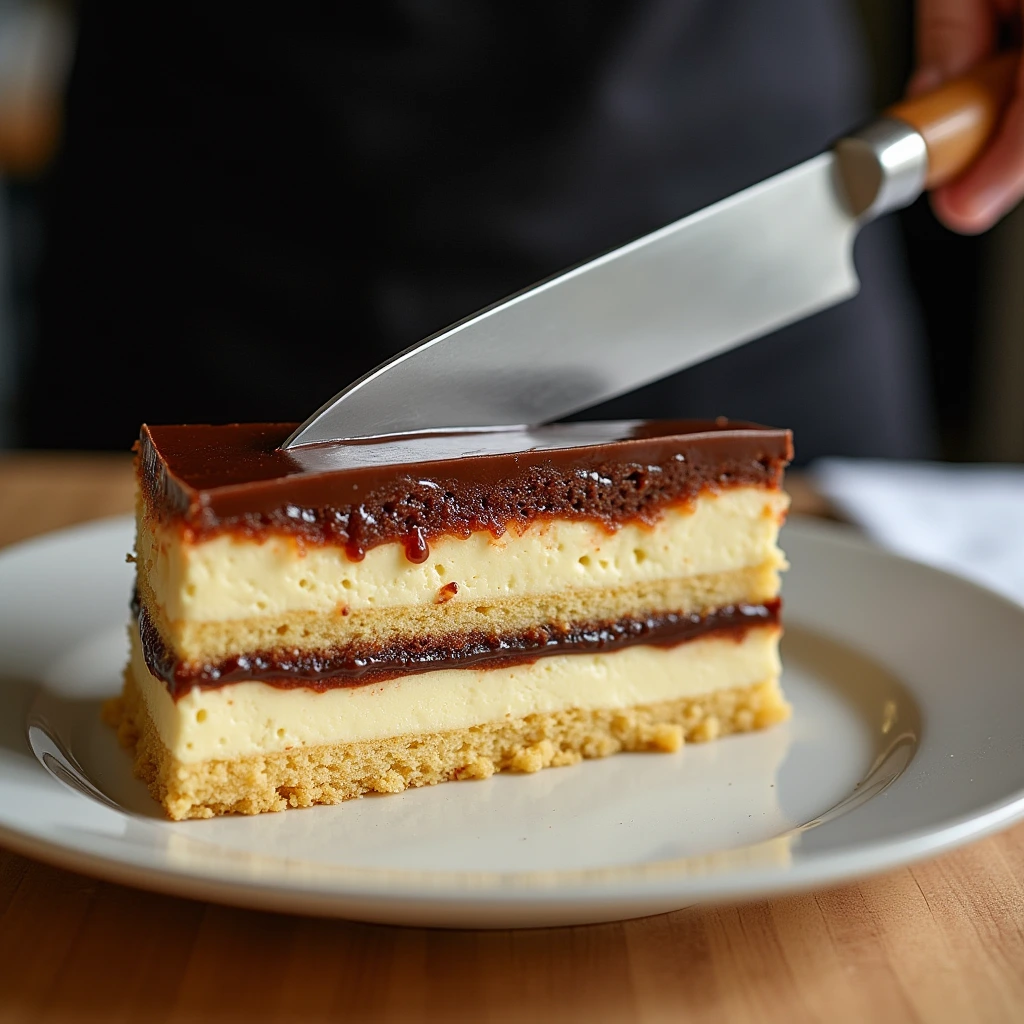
[836,53,1019,219]
[888,53,1018,190]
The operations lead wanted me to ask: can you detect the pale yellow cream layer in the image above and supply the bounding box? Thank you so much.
[141,488,788,624]
[131,626,782,763]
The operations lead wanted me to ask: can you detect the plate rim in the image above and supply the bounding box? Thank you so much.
[3,790,1023,919]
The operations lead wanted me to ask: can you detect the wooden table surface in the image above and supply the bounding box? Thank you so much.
[1,453,1022,1024]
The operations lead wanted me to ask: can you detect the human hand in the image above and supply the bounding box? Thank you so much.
[910,0,1024,232]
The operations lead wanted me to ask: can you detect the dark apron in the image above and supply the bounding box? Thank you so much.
[23,0,936,461]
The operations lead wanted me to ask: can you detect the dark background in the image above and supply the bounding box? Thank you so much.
[0,0,1021,460]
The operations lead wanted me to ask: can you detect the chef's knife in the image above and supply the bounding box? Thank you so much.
[283,55,1018,448]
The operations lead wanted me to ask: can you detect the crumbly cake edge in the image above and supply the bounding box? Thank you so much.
[103,665,791,821]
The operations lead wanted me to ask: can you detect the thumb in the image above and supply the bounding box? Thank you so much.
[915,0,997,84]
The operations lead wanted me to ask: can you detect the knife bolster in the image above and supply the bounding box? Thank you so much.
[834,118,928,220]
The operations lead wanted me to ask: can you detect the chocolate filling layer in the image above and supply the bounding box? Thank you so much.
[139,600,782,699]
[139,420,792,560]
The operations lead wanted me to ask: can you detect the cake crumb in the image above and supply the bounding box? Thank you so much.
[456,756,495,780]
[648,723,684,752]
[693,716,721,742]
[511,740,556,773]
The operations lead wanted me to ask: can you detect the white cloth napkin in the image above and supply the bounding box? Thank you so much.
[812,459,1024,606]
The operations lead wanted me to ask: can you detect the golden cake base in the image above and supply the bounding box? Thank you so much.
[104,668,791,821]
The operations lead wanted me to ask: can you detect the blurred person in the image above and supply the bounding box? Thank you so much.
[14,1,1024,461]
[0,0,73,448]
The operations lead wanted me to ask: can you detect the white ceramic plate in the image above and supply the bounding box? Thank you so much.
[1,515,1023,928]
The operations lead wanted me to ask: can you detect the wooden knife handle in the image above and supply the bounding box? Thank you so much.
[886,53,1019,189]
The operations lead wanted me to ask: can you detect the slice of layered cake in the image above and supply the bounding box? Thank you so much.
[105,419,793,819]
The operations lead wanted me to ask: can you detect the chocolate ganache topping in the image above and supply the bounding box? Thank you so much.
[138,419,792,561]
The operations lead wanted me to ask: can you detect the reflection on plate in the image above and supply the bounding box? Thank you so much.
[1,516,1023,928]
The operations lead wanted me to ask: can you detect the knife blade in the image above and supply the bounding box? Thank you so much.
[283,54,1017,449]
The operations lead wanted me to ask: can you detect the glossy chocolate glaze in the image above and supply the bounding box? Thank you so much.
[138,420,792,559]
[139,600,781,699]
